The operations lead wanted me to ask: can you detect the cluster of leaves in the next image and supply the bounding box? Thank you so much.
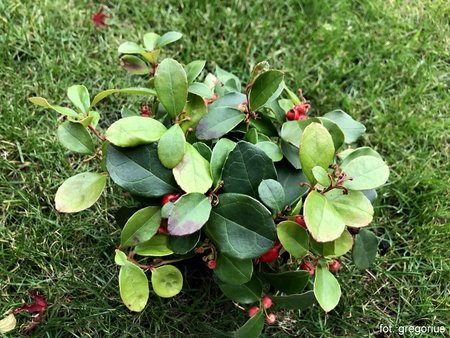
[29,31,389,337]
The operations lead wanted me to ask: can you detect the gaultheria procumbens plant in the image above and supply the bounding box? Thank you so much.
[30,31,389,337]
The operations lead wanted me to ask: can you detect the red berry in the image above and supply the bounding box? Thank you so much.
[295,215,307,229]
[259,248,279,263]
[328,260,341,272]
[297,114,308,120]
[273,239,282,250]
[161,193,181,205]
[266,313,276,325]
[262,296,273,309]
[140,105,150,117]
[248,306,259,318]
[207,260,217,269]
[285,109,296,120]
[300,261,316,276]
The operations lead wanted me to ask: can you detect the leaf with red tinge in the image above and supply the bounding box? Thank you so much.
[11,292,47,333]
[93,6,109,27]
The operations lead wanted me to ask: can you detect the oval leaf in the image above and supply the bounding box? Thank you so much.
[119,262,149,312]
[120,55,150,75]
[340,146,382,167]
[249,70,284,111]
[323,110,366,144]
[67,85,90,114]
[90,87,156,108]
[188,82,214,99]
[155,31,183,48]
[185,60,206,84]
[143,32,160,50]
[167,193,212,236]
[275,162,308,206]
[210,138,236,186]
[157,124,186,169]
[319,117,345,151]
[135,234,174,257]
[255,142,283,162]
[304,191,345,242]
[218,275,262,304]
[205,193,276,259]
[154,58,188,118]
[312,166,331,187]
[121,206,161,247]
[118,41,146,54]
[55,172,106,213]
[168,231,201,254]
[277,221,309,258]
[258,179,285,213]
[105,116,167,147]
[352,229,378,269]
[234,310,264,338]
[272,290,316,310]
[196,107,245,140]
[341,156,389,190]
[151,265,183,298]
[325,190,374,227]
[263,270,310,294]
[314,265,341,312]
[29,96,79,118]
[214,254,253,285]
[173,143,213,194]
[57,121,94,154]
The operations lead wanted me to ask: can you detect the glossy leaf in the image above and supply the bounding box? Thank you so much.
[263,270,310,294]
[312,166,331,187]
[67,85,90,114]
[119,261,149,312]
[340,146,382,167]
[196,107,245,140]
[188,82,214,98]
[319,117,345,151]
[114,250,128,266]
[180,93,207,132]
[299,123,335,185]
[214,254,253,285]
[353,229,378,269]
[341,156,389,190]
[325,190,374,227]
[255,142,283,162]
[249,70,284,111]
[155,31,183,48]
[90,87,156,108]
[281,141,301,169]
[121,206,161,247]
[29,96,79,118]
[277,221,309,258]
[314,265,341,312]
[135,234,174,257]
[154,58,188,118]
[280,121,303,148]
[192,142,212,161]
[323,110,366,144]
[304,191,345,242]
[275,161,308,206]
[210,138,236,186]
[222,141,277,198]
[168,231,201,254]
[258,179,285,213]
[205,193,276,259]
[167,193,212,236]
[157,124,186,168]
[151,265,183,298]
[55,172,106,213]
[57,121,94,154]
[272,291,316,310]
[105,116,166,147]
[310,230,353,257]
[185,60,206,84]
[234,310,264,338]
[218,275,262,303]
[209,92,246,110]
[106,144,178,197]
[120,55,150,75]
[244,128,258,144]
[173,143,213,194]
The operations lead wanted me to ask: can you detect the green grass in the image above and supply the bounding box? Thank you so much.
[1,0,449,336]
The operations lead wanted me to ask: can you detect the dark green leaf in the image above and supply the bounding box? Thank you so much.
[210,138,236,186]
[185,60,206,84]
[281,141,301,169]
[263,270,310,294]
[157,124,186,169]
[214,254,253,285]
[205,193,276,259]
[249,70,284,111]
[218,274,262,303]
[258,179,285,213]
[353,229,378,269]
[168,231,201,254]
[244,128,258,144]
[323,110,366,144]
[57,121,94,154]
[277,221,309,258]
[234,310,264,338]
[120,206,161,247]
[196,107,245,140]
[275,161,308,206]
[249,61,270,84]
[319,117,345,151]
[192,142,212,161]
[272,291,316,310]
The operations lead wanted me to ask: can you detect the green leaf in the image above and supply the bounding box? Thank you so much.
[272,290,316,310]
[323,110,366,144]
[280,121,303,148]
[118,41,146,54]
[210,138,236,186]
[185,60,206,84]
[277,221,309,258]
[275,162,308,206]
[154,58,188,118]
[205,193,276,259]
[120,206,161,247]
[309,230,353,257]
[151,265,183,298]
[281,141,301,169]
[168,231,201,254]
[218,275,262,303]
[234,310,264,338]
[173,143,213,194]
[214,254,253,285]
[90,87,156,108]
[325,190,374,227]
[67,85,90,114]
[105,116,167,147]
[254,142,283,162]
[180,93,207,133]
[244,128,258,144]
[57,121,94,154]
[304,191,345,242]
[263,270,310,294]
[88,111,100,128]
[106,144,178,197]
[155,31,183,48]
[319,117,345,151]
[216,65,241,92]
[157,124,186,169]
[353,229,378,269]
[196,107,245,140]
[119,261,149,312]
[340,147,382,167]
[222,141,277,198]
[249,70,284,111]
[312,166,331,187]
[135,234,174,257]
[299,123,335,185]
[55,172,106,213]
[167,193,212,236]
[341,156,389,190]
[161,202,174,219]
[29,96,79,118]
[249,61,270,84]
[188,82,214,99]
[209,92,246,110]
[120,55,150,75]
[314,265,341,312]
[114,250,128,266]
[143,32,160,50]
[258,179,285,213]
[192,142,212,161]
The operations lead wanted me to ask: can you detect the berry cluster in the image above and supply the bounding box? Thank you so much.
[285,89,310,121]
[248,296,276,324]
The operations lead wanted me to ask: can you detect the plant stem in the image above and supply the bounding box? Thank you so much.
[88,125,105,142]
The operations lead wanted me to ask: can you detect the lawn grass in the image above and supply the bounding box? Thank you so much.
[1,0,449,336]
